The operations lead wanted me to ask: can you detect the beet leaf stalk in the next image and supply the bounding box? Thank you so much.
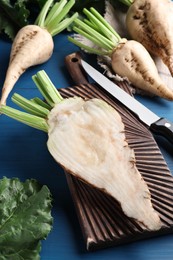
[0,70,63,132]
[68,7,173,100]
[0,0,78,106]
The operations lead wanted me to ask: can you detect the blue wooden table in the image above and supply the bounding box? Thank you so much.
[1,32,173,260]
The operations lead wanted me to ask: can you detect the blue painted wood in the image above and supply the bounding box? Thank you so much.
[1,32,173,260]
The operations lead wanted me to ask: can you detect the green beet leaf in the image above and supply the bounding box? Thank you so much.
[0,0,46,40]
[0,177,53,259]
[0,0,29,39]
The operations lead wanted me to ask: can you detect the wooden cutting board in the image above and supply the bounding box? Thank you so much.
[58,52,173,251]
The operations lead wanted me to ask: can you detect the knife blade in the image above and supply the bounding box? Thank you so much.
[81,59,173,144]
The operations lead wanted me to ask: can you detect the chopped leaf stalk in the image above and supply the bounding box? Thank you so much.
[73,25,113,50]
[83,8,120,43]
[0,105,49,132]
[44,1,65,26]
[74,19,115,48]
[0,70,64,132]
[51,12,79,36]
[30,97,52,110]
[89,7,121,40]
[35,0,78,36]
[32,76,55,108]
[74,18,115,50]
[35,71,63,103]
[35,0,78,37]
[35,0,54,27]
[68,36,110,55]
[32,71,63,106]
[83,19,100,31]
[12,93,50,118]
[46,0,75,33]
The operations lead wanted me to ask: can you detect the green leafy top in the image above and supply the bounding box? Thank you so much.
[0,177,53,259]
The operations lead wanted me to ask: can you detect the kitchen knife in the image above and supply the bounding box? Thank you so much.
[81,60,173,144]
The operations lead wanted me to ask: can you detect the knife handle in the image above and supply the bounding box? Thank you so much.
[150,118,173,143]
[65,52,89,85]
